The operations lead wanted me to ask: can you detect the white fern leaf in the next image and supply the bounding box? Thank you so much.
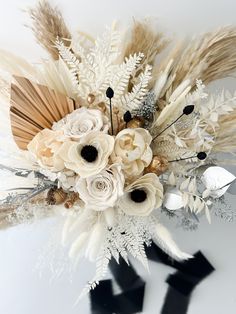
[110,52,144,98]
[55,40,80,88]
[77,247,111,302]
[121,64,152,111]
[78,27,121,95]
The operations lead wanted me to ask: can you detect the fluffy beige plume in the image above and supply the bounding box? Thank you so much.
[212,111,236,153]
[165,26,236,93]
[28,0,71,60]
[124,20,168,66]
[0,50,36,78]
[124,20,169,90]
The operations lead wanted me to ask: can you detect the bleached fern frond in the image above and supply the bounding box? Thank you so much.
[93,26,121,66]
[56,40,80,70]
[78,246,111,301]
[121,64,152,111]
[110,52,144,99]
[103,214,152,271]
[78,27,121,95]
[71,31,94,57]
[55,40,80,88]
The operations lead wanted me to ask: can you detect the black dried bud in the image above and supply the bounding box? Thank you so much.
[106,87,114,99]
[130,189,147,203]
[81,145,98,162]
[183,105,194,115]
[123,111,132,123]
[197,152,207,160]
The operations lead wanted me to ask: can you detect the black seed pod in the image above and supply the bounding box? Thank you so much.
[123,111,132,123]
[183,105,195,115]
[106,87,114,99]
[197,152,207,160]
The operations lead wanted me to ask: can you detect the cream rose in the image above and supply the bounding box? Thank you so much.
[75,164,124,211]
[27,129,65,171]
[119,173,163,216]
[112,128,153,178]
[58,132,114,177]
[53,107,109,139]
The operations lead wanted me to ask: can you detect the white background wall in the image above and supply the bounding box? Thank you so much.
[0,1,236,313]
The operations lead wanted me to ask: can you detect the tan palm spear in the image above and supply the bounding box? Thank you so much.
[10,76,75,150]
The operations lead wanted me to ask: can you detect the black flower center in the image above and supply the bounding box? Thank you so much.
[80,145,98,162]
[130,189,147,203]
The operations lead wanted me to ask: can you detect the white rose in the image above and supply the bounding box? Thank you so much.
[57,132,114,178]
[112,128,153,178]
[119,173,163,216]
[53,107,109,140]
[75,164,125,211]
[27,129,65,171]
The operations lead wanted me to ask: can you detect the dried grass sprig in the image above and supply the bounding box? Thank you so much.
[28,0,71,60]
[0,193,50,230]
[0,205,14,229]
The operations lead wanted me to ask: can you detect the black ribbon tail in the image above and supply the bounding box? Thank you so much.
[90,243,215,314]
[161,251,215,314]
[90,258,145,314]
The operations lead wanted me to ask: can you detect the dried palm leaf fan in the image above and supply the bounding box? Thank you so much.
[10,76,76,150]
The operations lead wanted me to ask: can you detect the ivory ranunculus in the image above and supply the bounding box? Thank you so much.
[75,164,124,211]
[112,128,153,178]
[119,173,163,216]
[27,129,65,171]
[53,107,109,140]
[57,132,114,178]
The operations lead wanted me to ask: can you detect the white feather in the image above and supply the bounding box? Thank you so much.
[61,215,77,246]
[153,59,173,100]
[103,207,115,227]
[154,223,192,260]
[85,222,105,262]
[169,79,191,103]
[36,59,77,99]
[69,231,89,260]
[69,209,91,234]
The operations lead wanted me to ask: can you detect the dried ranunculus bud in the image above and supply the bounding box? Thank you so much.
[144,155,169,176]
